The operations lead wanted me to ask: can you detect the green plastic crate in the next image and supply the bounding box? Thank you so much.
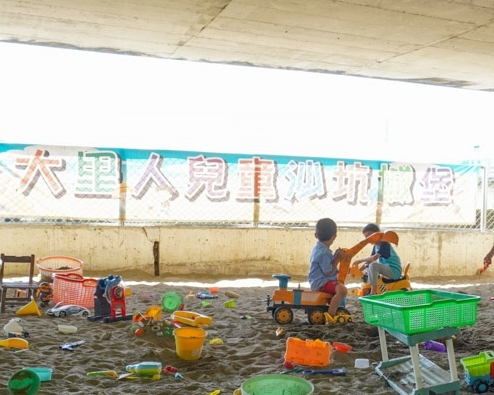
[359,289,480,335]
[461,351,494,377]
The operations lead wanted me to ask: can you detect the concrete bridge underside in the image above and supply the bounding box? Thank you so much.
[1,0,494,91]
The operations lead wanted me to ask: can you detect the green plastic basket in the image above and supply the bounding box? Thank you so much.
[461,351,494,377]
[359,289,480,335]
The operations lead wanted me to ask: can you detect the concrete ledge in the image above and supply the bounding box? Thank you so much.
[0,226,492,278]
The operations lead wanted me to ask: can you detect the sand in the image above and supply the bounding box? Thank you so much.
[1,270,493,395]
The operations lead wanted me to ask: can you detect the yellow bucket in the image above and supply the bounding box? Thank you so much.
[173,327,207,361]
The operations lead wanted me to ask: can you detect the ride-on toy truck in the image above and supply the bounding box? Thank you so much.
[266,274,351,325]
[266,230,401,325]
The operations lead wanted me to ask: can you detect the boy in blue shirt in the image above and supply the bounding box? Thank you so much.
[308,218,347,320]
[351,223,402,295]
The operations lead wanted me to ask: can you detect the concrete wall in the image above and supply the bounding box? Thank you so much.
[0,226,492,279]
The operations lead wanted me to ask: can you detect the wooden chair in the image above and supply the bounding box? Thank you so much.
[0,254,39,313]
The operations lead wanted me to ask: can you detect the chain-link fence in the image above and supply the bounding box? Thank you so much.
[0,143,492,232]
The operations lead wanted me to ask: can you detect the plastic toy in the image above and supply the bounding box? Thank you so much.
[171,311,213,327]
[23,367,52,382]
[345,230,412,296]
[337,230,400,284]
[195,291,218,300]
[46,302,90,318]
[35,282,54,306]
[224,300,235,308]
[125,361,161,380]
[16,298,41,316]
[59,339,85,351]
[285,337,331,367]
[162,292,183,312]
[143,305,162,321]
[0,338,29,349]
[88,275,132,323]
[283,361,296,369]
[266,231,399,325]
[134,327,145,336]
[423,340,446,352]
[302,368,346,376]
[276,327,285,337]
[130,310,175,337]
[324,311,353,324]
[87,370,118,378]
[332,342,352,353]
[57,324,77,334]
[110,285,126,318]
[355,358,370,368]
[163,365,178,374]
[280,367,304,374]
[7,331,29,338]
[8,369,40,395]
[351,261,412,297]
[4,318,24,336]
[460,350,494,393]
[266,274,350,325]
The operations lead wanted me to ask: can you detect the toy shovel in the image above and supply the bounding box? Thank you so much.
[302,368,346,376]
[338,230,399,283]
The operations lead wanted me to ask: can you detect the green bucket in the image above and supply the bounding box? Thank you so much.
[240,374,314,395]
[8,369,40,395]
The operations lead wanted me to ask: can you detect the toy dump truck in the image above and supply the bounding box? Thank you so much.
[266,274,351,325]
[461,350,494,393]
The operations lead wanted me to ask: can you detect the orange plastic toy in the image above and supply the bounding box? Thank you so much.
[266,231,403,325]
[337,230,399,284]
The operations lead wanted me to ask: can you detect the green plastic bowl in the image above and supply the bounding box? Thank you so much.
[240,374,314,395]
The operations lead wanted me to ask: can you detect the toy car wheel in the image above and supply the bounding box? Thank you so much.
[473,379,489,393]
[337,316,346,323]
[81,310,89,317]
[59,311,66,318]
[151,324,162,332]
[307,308,326,325]
[274,307,293,325]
